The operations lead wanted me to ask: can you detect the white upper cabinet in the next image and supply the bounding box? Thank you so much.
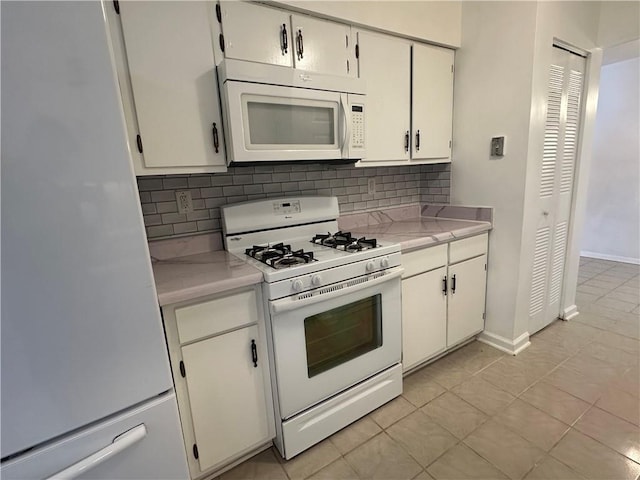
[215,1,354,77]
[412,44,455,162]
[218,1,292,67]
[291,14,355,77]
[116,1,227,174]
[357,30,454,166]
[356,31,411,162]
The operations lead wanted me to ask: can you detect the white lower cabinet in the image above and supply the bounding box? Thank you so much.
[447,254,488,348]
[401,233,488,372]
[402,266,447,370]
[162,286,274,479]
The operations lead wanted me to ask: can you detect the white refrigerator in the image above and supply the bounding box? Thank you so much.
[1,2,190,478]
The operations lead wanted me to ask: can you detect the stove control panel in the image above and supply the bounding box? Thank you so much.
[273,200,301,216]
[266,251,402,299]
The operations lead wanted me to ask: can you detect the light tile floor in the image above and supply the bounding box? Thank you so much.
[220,257,640,480]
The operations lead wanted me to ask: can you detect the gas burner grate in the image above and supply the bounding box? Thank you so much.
[245,244,315,269]
[311,231,378,252]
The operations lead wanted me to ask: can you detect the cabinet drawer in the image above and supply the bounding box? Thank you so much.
[175,289,259,344]
[401,244,447,278]
[449,233,488,264]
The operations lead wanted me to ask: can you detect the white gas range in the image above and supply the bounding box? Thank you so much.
[221,197,404,459]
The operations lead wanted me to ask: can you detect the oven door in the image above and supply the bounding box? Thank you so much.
[268,267,403,419]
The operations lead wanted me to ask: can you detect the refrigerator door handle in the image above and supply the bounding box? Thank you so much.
[45,424,147,480]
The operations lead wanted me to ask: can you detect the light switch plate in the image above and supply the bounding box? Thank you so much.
[491,136,505,156]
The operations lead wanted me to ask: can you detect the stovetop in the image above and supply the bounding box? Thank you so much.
[221,196,402,284]
[245,231,380,270]
[231,235,398,283]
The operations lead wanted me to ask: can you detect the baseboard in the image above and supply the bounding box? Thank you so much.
[581,251,640,265]
[562,304,579,321]
[477,331,531,356]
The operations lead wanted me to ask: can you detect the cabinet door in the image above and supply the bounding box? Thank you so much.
[411,43,454,162]
[219,1,292,67]
[402,266,447,371]
[181,325,270,472]
[119,1,226,169]
[291,15,354,77]
[447,255,487,348]
[357,31,411,162]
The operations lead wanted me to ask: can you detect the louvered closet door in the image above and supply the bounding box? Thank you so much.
[529,46,586,335]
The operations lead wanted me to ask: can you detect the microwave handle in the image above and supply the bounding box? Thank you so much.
[340,94,351,155]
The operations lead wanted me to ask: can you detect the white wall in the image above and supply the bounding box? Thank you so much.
[516,1,601,330]
[274,1,462,47]
[453,1,601,351]
[451,1,538,346]
[581,55,640,264]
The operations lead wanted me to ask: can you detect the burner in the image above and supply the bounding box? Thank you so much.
[311,232,378,252]
[246,244,315,269]
[272,256,307,269]
[246,243,290,260]
[344,237,377,252]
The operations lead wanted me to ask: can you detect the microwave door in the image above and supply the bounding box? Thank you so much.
[223,81,344,163]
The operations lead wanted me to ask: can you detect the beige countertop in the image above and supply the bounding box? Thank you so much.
[152,250,263,306]
[151,205,492,306]
[346,217,491,252]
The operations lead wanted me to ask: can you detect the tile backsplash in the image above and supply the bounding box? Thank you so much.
[138,163,450,239]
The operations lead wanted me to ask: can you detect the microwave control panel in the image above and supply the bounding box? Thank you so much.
[351,105,365,149]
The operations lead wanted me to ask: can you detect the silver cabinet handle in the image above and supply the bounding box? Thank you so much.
[46,424,147,480]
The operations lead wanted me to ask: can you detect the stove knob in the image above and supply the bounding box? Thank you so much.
[292,280,304,292]
[366,261,375,272]
[380,258,390,268]
[311,274,322,286]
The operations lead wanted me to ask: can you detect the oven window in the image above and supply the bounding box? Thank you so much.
[304,295,382,378]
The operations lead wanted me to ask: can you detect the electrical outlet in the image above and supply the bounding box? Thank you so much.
[367,178,376,195]
[175,190,193,213]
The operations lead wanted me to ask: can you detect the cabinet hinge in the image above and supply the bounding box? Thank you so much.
[347,60,350,74]
[484,263,487,271]
[179,361,186,378]
[449,140,452,149]
[215,3,222,23]
[136,134,143,153]
[113,0,120,14]
[219,33,225,52]
[451,64,454,73]
[193,444,199,460]
[482,312,486,320]
[355,44,359,59]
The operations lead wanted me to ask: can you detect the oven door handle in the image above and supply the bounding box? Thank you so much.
[270,267,404,315]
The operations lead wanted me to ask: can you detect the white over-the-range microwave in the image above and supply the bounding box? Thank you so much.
[217,59,366,164]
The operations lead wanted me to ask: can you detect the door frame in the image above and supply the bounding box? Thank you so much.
[558,43,603,322]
